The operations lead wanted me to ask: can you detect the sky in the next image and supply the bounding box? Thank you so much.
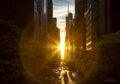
[53,0,75,30]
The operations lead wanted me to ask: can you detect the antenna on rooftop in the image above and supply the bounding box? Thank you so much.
[67,0,70,13]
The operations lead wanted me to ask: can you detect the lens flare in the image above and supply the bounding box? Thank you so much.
[59,41,65,59]
[59,30,66,60]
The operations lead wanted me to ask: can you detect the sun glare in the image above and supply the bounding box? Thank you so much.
[59,41,65,59]
[59,30,66,60]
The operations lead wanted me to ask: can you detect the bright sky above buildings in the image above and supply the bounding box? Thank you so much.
[53,0,75,59]
[53,0,75,30]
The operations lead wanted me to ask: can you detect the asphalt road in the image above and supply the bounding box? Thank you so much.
[60,68,77,84]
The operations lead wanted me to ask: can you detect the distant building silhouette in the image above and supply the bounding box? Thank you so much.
[35,0,60,67]
[66,13,73,42]
[75,0,86,51]
[65,12,74,59]
[48,17,60,48]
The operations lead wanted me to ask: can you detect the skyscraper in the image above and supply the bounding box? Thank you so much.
[75,0,86,51]
[75,0,120,51]
[35,0,53,35]
[66,13,73,41]
[48,0,53,29]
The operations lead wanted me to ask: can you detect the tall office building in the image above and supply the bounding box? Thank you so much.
[48,0,53,28]
[75,0,86,51]
[35,0,53,35]
[65,12,74,59]
[48,18,60,47]
[66,13,73,41]
[75,0,120,51]
[84,0,120,50]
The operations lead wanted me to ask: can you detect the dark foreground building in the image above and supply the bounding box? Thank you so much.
[0,0,34,30]
[75,0,120,83]
[0,0,60,84]
[75,0,120,51]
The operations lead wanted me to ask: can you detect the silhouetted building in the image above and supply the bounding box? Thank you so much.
[0,0,34,30]
[84,0,108,50]
[75,0,86,51]
[52,18,57,27]
[75,0,120,51]
[35,0,53,35]
[48,17,60,63]
[48,0,53,29]
[49,18,60,44]
[66,13,73,41]
[34,0,53,44]
[65,12,74,59]
[34,0,41,41]
[84,0,120,50]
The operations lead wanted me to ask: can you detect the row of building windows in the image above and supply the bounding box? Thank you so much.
[84,3,92,51]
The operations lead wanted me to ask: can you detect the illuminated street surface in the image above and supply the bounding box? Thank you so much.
[60,69,77,84]
[59,62,77,84]
[58,29,77,84]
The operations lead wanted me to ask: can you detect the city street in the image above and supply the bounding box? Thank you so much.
[59,62,77,84]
